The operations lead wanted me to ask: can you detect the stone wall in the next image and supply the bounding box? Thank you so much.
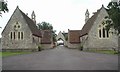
[83,7,118,50]
[1,8,39,51]
[67,42,80,49]
[33,35,41,46]
[64,41,68,47]
[41,44,53,50]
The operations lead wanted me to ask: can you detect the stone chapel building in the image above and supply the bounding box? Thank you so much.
[1,6,53,51]
[80,5,119,50]
[68,5,119,50]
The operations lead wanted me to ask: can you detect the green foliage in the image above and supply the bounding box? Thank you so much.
[0,1,9,16]
[84,49,118,55]
[0,52,32,57]
[105,1,120,34]
[52,30,57,42]
[37,21,57,42]
[79,44,83,51]
[37,22,53,30]
[38,45,43,51]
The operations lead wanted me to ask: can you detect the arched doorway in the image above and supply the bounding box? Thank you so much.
[56,31,67,46]
[57,38,64,46]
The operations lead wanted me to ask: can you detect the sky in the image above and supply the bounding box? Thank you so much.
[0,0,111,37]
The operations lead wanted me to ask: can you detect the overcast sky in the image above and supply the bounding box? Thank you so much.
[0,0,111,37]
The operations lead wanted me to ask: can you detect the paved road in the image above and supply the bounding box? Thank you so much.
[2,46,118,70]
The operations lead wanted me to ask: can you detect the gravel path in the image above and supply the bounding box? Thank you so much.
[2,46,118,70]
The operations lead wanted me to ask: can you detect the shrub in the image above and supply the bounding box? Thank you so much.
[114,50,119,54]
[38,45,42,51]
[79,44,83,51]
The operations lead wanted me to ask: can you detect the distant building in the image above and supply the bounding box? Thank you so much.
[41,30,53,49]
[67,30,81,48]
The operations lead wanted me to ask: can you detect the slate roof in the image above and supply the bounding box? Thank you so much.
[19,8,42,37]
[2,6,41,37]
[68,30,81,44]
[62,33,68,41]
[62,33,68,37]
[81,8,101,36]
[41,30,52,44]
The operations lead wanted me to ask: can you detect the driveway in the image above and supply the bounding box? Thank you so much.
[2,46,118,70]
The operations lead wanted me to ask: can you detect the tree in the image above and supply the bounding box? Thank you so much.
[37,22,53,30]
[105,1,120,34]
[37,21,57,42]
[0,0,9,17]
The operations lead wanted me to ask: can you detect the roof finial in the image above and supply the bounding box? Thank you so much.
[31,11,36,24]
[102,4,104,7]
[17,5,19,8]
[85,9,90,23]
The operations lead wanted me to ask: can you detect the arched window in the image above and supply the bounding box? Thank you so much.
[10,32,12,39]
[18,32,20,39]
[107,29,109,38]
[21,32,23,39]
[14,32,15,39]
[14,22,21,31]
[99,29,101,38]
[12,22,24,40]
[98,20,110,39]
[103,28,105,38]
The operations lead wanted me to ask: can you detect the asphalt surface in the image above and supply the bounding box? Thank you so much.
[2,46,118,70]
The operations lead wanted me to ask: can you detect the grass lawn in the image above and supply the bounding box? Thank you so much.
[84,50,118,55]
[0,52,32,57]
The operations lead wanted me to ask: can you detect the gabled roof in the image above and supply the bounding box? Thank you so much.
[62,33,68,37]
[56,31,66,41]
[81,7,103,36]
[41,30,52,44]
[68,30,81,44]
[19,8,41,37]
[2,6,41,37]
[62,32,68,41]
